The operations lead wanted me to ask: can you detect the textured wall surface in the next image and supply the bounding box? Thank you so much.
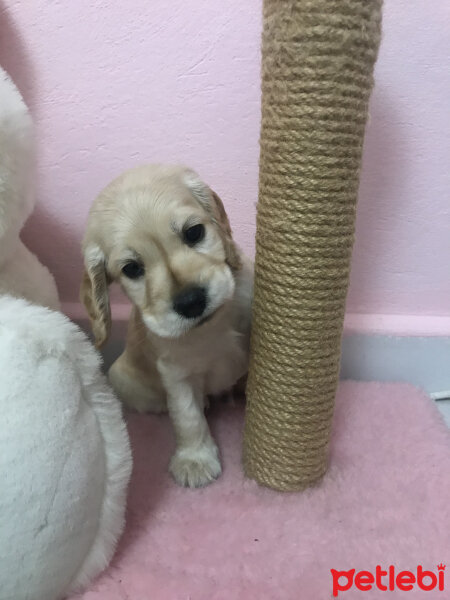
[348,1,450,319]
[1,0,449,325]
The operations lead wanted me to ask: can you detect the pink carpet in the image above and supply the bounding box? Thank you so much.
[72,382,450,599]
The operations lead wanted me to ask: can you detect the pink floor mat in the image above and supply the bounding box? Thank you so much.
[73,382,450,599]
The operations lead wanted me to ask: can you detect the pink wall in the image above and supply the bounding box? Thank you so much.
[1,0,449,324]
[349,1,450,319]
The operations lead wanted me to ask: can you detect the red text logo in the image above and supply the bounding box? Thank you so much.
[330,564,445,597]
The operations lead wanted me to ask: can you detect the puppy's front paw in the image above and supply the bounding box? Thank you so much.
[169,444,222,488]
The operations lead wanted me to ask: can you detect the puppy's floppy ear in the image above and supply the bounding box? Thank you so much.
[210,190,242,270]
[184,171,242,270]
[80,244,111,348]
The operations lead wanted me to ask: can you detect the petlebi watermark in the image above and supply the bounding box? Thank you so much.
[330,564,445,597]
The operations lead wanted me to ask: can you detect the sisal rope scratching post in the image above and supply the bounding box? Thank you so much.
[243,0,382,491]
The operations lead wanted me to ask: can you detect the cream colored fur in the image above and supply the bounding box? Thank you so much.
[81,165,253,487]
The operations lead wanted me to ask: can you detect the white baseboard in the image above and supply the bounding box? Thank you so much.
[65,304,450,397]
[340,334,450,396]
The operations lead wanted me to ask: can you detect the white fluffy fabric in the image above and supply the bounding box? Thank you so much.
[0,67,59,310]
[0,296,132,600]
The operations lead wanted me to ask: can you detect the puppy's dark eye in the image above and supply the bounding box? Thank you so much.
[122,261,144,279]
[183,224,205,246]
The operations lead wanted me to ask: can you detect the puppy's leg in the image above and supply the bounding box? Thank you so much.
[109,353,167,414]
[168,383,221,488]
[159,363,221,487]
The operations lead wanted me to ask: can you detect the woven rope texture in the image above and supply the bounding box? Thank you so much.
[243,0,382,491]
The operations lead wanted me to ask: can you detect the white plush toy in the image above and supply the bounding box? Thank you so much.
[0,296,132,600]
[0,67,59,309]
[0,68,132,600]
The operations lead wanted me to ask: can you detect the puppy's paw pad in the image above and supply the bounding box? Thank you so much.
[169,445,222,488]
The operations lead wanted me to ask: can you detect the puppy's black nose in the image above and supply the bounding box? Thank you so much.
[173,286,207,319]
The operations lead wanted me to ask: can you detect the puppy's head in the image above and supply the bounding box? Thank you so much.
[81,164,241,346]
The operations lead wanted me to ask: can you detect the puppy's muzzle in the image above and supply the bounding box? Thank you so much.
[173,286,207,319]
